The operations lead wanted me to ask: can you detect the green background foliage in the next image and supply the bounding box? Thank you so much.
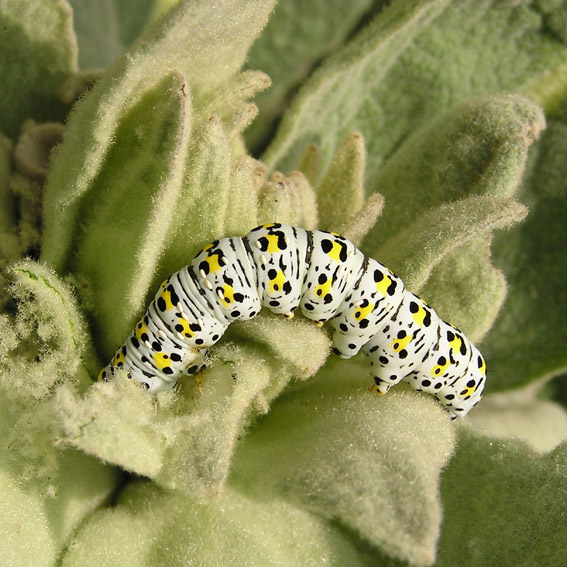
[0,0,566,565]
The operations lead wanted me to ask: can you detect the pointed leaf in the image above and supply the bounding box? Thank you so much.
[296,143,321,187]
[375,196,527,292]
[257,170,318,229]
[340,192,384,247]
[71,72,190,354]
[317,132,365,231]
[365,95,544,248]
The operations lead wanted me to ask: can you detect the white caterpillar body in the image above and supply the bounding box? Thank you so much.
[99,223,486,419]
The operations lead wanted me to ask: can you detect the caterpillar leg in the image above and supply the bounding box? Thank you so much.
[192,370,203,393]
[370,376,394,395]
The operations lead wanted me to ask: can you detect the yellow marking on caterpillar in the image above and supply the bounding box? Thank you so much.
[111,349,125,366]
[431,358,450,377]
[177,317,194,337]
[391,334,412,353]
[354,302,374,321]
[153,352,171,370]
[326,240,345,263]
[220,284,235,306]
[448,333,463,356]
[314,277,332,299]
[376,274,392,297]
[460,384,475,398]
[269,270,286,293]
[97,368,105,381]
[135,321,149,341]
[479,358,487,375]
[264,233,282,253]
[204,253,222,274]
[159,289,176,311]
[411,304,428,326]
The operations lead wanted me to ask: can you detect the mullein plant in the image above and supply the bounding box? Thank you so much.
[1,0,566,565]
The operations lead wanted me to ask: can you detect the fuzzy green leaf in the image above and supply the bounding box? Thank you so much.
[263,0,446,180]
[71,72,191,355]
[56,335,325,496]
[42,0,276,274]
[341,192,385,247]
[8,260,98,394]
[365,95,545,248]
[468,377,567,453]
[68,0,156,69]
[0,264,118,562]
[232,359,456,567]
[263,0,566,184]
[361,95,542,345]
[0,442,118,567]
[296,143,321,186]
[483,120,567,389]
[60,482,366,567]
[228,311,331,381]
[376,196,527,292]
[316,132,366,231]
[419,237,507,343]
[244,0,375,151]
[0,0,78,139]
[436,429,567,567]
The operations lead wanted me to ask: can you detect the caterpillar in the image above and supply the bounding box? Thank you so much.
[99,223,486,419]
